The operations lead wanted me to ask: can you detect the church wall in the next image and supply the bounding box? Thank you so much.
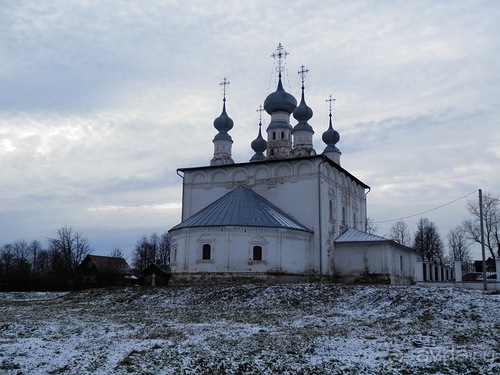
[170,226,314,275]
[181,159,367,231]
[178,156,368,276]
[318,162,368,275]
[334,242,417,284]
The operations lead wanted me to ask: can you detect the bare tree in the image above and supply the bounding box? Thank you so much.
[0,243,15,276]
[48,225,92,280]
[157,232,171,265]
[0,241,32,280]
[13,240,29,263]
[28,240,43,274]
[365,217,379,235]
[132,235,154,271]
[12,240,31,277]
[132,232,171,270]
[48,248,66,275]
[447,226,472,264]
[389,220,412,246]
[462,192,500,259]
[413,218,444,262]
[33,249,51,276]
[109,246,124,259]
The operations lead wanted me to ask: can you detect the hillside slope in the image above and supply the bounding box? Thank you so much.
[1,283,499,374]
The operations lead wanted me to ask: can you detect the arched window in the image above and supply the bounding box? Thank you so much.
[329,200,333,220]
[342,207,346,227]
[252,245,263,261]
[202,244,211,260]
[353,212,356,229]
[281,131,285,140]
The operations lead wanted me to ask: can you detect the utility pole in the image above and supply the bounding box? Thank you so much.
[479,189,487,291]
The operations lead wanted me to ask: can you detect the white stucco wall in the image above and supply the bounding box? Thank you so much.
[334,241,417,283]
[170,226,314,274]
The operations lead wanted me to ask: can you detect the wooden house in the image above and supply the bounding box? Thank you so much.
[78,255,136,287]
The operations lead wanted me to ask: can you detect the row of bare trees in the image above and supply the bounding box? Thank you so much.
[0,225,93,290]
[386,192,499,265]
[1,224,173,290]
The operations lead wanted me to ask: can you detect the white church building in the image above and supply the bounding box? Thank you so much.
[169,44,418,284]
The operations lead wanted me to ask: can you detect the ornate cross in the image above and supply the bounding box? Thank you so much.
[220,77,230,98]
[326,95,336,114]
[298,65,309,86]
[271,43,289,74]
[256,105,264,125]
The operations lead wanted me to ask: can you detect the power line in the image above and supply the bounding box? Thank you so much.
[374,190,477,224]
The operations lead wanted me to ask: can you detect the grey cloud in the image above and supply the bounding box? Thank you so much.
[1,0,499,258]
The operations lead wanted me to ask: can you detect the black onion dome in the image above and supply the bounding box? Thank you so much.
[322,126,340,146]
[293,91,313,122]
[251,125,267,153]
[321,119,340,150]
[322,116,340,146]
[292,88,314,133]
[213,100,234,132]
[264,77,297,114]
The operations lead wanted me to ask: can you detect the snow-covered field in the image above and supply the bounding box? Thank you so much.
[1,283,498,374]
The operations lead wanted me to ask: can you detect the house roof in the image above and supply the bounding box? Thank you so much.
[169,185,313,233]
[84,255,132,274]
[335,228,389,243]
[143,263,172,275]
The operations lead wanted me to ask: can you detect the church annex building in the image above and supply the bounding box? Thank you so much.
[168,44,418,285]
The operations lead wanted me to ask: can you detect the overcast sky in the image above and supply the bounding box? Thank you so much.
[1,0,499,260]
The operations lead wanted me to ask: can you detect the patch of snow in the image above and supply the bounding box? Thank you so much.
[0,284,498,374]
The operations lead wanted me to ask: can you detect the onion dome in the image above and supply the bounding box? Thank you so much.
[250,121,267,161]
[322,116,340,150]
[322,95,340,151]
[322,96,341,164]
[213,99,234,136]
[264,76,297,114]
[292,86,314,133]
[210,77,234,166]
